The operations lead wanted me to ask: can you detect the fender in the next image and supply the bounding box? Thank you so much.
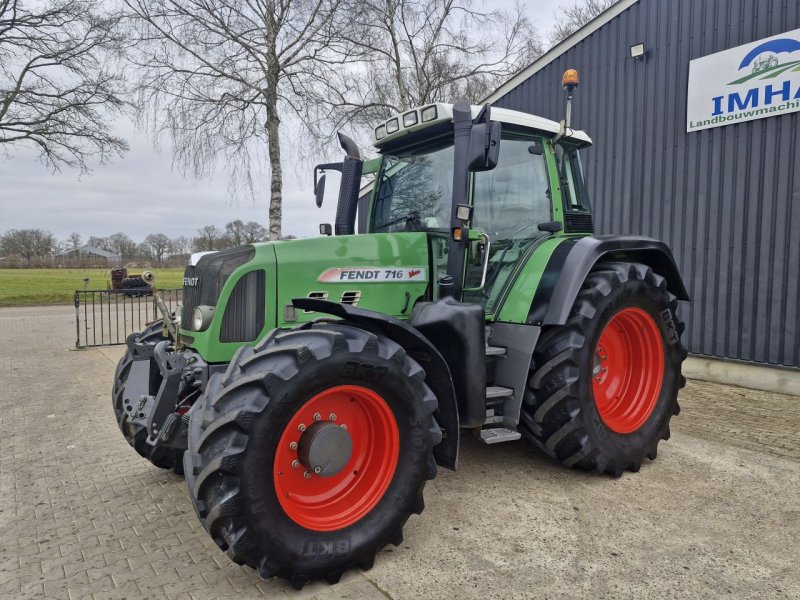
[528,236,690,326]
[291,298,460,471]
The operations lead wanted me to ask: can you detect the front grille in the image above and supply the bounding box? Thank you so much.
[564,212,594,233]
[220,270,266,342]
[181,246,256,326]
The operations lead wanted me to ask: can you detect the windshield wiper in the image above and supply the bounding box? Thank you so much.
[373,210,421,232]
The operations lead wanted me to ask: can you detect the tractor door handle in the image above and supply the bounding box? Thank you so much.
[464,232,491,293]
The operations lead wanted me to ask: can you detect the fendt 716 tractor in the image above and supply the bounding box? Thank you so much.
[112,71,688,588]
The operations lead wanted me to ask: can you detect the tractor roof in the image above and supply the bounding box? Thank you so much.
[372,102,592,148]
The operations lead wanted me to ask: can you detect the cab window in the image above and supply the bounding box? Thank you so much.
[561,148,590,212]
[471,133,551,243]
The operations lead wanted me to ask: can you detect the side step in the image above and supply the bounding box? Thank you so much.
[481,386,519,444]
[485,385,513,400]
[479,428,522,444]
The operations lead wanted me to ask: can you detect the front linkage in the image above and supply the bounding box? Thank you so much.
[112,273,221,473]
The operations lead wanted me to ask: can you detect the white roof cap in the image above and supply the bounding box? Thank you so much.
[373,102,591,147]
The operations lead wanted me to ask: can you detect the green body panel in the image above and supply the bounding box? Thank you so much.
[544,141,565,224]
[180,244,279,363]
[492,237,568,323]
[273,232,430,328]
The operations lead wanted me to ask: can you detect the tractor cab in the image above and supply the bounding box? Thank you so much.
[365,102,593,315]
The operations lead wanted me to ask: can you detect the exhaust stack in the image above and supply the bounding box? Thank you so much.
[334,132,363,236]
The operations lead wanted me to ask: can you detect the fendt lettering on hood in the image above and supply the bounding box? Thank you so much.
[317,267,427,283]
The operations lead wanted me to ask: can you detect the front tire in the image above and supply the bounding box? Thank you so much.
[520,262,686,476]
[184,323,440,588]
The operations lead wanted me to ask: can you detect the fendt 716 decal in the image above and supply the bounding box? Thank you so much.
[318,267,427,283]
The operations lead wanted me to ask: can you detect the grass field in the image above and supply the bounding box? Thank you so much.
[0,268,184,307]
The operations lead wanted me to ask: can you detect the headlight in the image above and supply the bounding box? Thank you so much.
[192,305,215,331]
[421,105,437,122]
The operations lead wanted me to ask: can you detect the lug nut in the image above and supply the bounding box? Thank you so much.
[292,460,300,469]
[313,412,321,421]
[297,423,306,432]
[329,413,337,422]
[303,471,312,479]
[314,466,322,474]
[289,441,298,451]
[340,424,347,431]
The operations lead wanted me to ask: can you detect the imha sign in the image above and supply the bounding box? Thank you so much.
[687,28,800,131]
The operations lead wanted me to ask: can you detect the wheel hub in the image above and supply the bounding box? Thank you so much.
[273,385,400,531]
[297,420,353,477]
[591,307,665,434]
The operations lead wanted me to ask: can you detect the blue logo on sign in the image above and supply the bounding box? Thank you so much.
[738,38,800,69]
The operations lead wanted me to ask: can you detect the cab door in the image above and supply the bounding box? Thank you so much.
[463,132,555,313]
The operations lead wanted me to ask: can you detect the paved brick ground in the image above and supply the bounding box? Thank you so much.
[1,305,798,599]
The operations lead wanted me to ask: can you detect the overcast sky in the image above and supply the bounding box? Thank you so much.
[0,0,571,244]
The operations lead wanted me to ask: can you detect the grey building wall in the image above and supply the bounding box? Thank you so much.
[493,0,800,368]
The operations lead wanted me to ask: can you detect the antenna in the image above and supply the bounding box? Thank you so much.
[553,69,580,146]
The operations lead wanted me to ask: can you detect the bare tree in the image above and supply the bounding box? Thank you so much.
[323,0,542,131]
[171,235,191,256]
[0,0,128,172]
[124,0,361,240]
[0,228,55,263]
[87,235,111,251]
[108,232,137,258]
[141,232,172,262]
[194,225,221,252]
[225,220,245,246]
[242,221,267,243]
[549,0,618,46]
[67,231,82,250]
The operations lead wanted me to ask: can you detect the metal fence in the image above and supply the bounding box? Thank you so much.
[74,289,182,348]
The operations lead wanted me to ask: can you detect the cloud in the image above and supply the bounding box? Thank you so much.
[0,119,340,243]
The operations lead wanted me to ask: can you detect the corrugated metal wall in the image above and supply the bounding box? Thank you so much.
[494,0,800,368]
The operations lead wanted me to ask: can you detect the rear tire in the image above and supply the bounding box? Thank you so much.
[520,262,686,476]
[121,276,146,288]
[112,322,184,474]
[183,323,440,588]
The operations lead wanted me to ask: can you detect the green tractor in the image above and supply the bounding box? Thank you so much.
[113,71,688,588]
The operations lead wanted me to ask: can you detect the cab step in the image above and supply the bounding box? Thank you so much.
[485,385,513,399]
[485,345,506,356]
[479,428,522,444]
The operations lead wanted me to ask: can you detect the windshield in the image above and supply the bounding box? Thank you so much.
[371,140,454,233]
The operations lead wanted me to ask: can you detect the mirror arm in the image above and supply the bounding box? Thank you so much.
[313,162,344,189]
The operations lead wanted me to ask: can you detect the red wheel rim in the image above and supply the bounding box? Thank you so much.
[273,385,399,531]
[592,307,664,434]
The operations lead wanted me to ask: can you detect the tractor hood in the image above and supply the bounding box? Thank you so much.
[180,233,431,363]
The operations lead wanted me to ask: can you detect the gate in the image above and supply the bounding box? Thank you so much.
[74,289,182,348]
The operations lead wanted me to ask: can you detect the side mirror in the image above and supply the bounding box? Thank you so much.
[467,121,501,172]
[319,223,332,236]
[314,173,326,208]
[538,221,563,233]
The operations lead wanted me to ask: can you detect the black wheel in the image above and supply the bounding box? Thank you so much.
[112,321,184,474]
[121,276,146,288]
[183,323,440,589]
[520,262,687,476]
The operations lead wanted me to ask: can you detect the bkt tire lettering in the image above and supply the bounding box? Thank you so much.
[301,539,350,558]
[660,309,680,345]
[341,361,387,382]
